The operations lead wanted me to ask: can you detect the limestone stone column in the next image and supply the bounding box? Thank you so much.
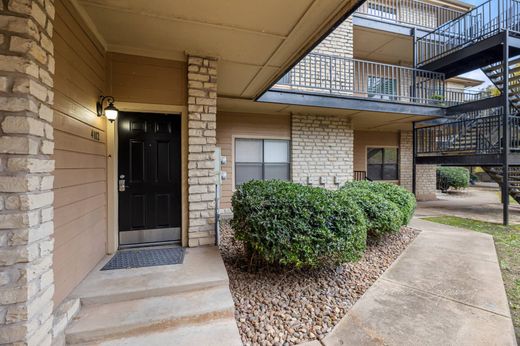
[0,0,55,345]
[399,130,437,200]
[399,131,413,192]
[186,55,217,247]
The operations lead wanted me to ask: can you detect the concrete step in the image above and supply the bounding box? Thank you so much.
[70,247,229,305]
[81,318,243,346]
[65,285,236,345]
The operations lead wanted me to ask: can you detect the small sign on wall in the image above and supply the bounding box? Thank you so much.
[91,129,100,141]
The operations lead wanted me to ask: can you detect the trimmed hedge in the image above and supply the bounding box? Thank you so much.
[231,180,367,268]
[436,167,469,192]
[338,187,402,237]
[342,180,416,225]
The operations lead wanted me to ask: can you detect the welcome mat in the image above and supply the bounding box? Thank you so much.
[101,247,185,271]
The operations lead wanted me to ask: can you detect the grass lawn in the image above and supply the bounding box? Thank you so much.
[424,216,520,341]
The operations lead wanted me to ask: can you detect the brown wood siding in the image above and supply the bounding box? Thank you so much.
[216,112,291,209]
[353,130,400,173]
[106,52,187,105]
[53,0,107,305]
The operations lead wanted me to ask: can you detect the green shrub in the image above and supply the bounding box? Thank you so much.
[342,180,416,225]
[338,187,402,237]
[231,180,367,268]
[436,167,469,192]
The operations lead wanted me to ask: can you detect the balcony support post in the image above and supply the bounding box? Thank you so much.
[412,121,417,195]
[502,31,510,226]
[412,28,417,100]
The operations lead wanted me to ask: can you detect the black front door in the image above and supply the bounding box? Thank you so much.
[118,112,181,247]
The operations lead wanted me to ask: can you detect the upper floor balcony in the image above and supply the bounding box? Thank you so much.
[271,52,488,109]
[354,0,467,30]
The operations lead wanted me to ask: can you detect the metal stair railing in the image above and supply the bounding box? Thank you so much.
[416,110,520,156]
[416,0,520,66]
[481,56,520,111]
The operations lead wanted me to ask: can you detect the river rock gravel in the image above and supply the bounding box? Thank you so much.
[219,221,419,346]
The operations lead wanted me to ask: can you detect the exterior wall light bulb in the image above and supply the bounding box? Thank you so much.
[97,95,119,123]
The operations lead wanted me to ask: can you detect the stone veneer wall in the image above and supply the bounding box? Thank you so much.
[187,55,217,247]
[312,18,353,58]
[291,114,353,189]
[0,0,56,345]
[284,19,353,94]
[399,131,437,201]
[399,131,413,192]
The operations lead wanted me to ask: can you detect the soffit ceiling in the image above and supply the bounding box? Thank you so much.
[73,0,363,100]
[353,26,412,66]
[218,97,432,131]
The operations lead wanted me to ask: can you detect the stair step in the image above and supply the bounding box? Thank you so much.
[496,75,520,86]
[82,318,242,346]
[70,247,229,305]
[65,285,236,345]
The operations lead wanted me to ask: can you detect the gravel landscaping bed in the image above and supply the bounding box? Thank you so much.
[219,221,419,346]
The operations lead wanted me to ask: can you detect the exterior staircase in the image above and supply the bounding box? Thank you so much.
[483,166,520,203]
[481,56,520,110]
[60,247,242,346]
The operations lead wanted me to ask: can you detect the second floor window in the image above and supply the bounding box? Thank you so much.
[368,76,397,100]
[235,139,290,187]
[367,147,399,180]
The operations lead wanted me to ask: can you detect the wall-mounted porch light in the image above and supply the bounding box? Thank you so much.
[97,95,119,122]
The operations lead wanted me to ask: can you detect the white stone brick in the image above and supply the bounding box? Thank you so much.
[19,192,53,210]
[5,195,21,210]
[7,158,54,173]
[0,55,39,77]
[39,176,53,190]
[0,16,39,39]
[0,210,39,229]
[2,116,45,136]
[0,176,40,192]
[0,137,39,154]
[40,140,53,154]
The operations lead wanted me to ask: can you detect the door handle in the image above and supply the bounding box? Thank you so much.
[119,175,129,192]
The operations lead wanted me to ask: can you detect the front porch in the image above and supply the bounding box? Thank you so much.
[55,246,240,345]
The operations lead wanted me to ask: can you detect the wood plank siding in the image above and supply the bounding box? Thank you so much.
[53,0,107,305]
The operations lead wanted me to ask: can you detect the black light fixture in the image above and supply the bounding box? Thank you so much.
[96,95,119,123]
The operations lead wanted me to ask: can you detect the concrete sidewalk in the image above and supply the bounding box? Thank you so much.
[416,185,520,224]
[319,218,517,346]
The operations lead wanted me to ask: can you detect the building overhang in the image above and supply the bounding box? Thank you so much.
[258,90,446,117]
[72,0,365,101]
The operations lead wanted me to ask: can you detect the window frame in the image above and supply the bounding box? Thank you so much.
[367,76,398,100]
[233,138,291,188]
[366,146,399,181]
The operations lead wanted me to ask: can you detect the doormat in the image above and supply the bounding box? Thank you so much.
[101,247,185,271]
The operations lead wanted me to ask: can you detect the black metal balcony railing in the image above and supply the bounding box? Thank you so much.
[356,0,466,29]
[444,88,494,105]
[415,108,520,156]
[274,53,446,105]
[416,0,520,66]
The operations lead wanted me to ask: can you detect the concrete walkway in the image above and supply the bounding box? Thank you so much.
[416,184,520,224]
[318,218,517,346]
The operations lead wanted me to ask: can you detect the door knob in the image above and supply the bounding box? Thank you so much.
[119,175,129,192]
